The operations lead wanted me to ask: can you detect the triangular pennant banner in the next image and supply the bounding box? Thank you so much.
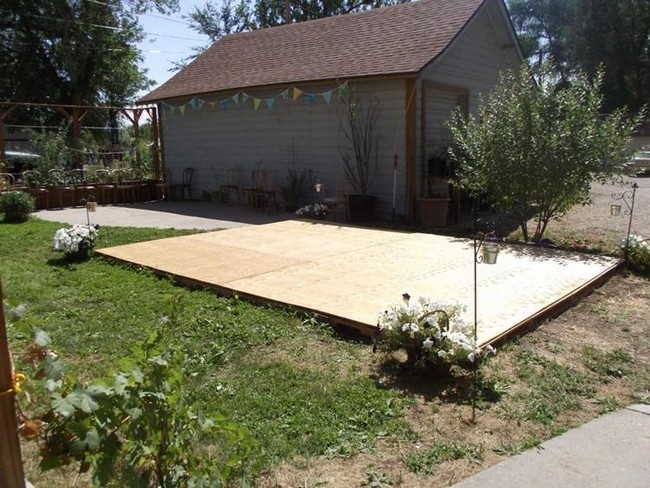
[322,91,332,105]
[281,89,289,101]
[293,87,302,100]
[307,94,315,106]
[189,98,197,109]
[197,99,205,109]
[242,93,250,103]
[232,93,240,105]
[208,102,216,109]
[220,100,229,111]
[168,105,177,115]
[179,105,186,116]
[253,98,261,110]
[266,98,275,109]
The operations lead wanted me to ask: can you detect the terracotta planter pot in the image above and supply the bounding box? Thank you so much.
[417,197,450,227]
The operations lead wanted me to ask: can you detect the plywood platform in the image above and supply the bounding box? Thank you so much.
[97,220,621,345]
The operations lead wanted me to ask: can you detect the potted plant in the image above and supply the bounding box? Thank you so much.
[279,166,306,212]
[340,89,379,223]
[418,148,452,227]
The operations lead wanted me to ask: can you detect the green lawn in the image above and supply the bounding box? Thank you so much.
[1,219,413,485]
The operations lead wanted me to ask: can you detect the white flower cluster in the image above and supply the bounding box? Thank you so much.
[623,234,649,251]
[377,295,495,364]
[295,203,330,217]
[52,224,98,255]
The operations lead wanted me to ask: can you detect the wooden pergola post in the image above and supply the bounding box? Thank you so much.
[0,281,26,488]
[149,106,163,181]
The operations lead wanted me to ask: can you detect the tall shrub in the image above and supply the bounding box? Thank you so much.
[447,64,643,242]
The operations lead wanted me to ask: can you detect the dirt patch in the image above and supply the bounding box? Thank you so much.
[257,270,649,487]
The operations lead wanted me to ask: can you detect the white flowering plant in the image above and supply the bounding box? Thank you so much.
[374,294,495,370]
[295,203,330,218]
[52,224,99,257]
[623,234,650,274]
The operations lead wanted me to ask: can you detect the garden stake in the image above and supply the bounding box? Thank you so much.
[610,182,637,262]
[472,216,498,423]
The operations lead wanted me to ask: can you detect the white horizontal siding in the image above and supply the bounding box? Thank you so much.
[421,0,522,115]
[160,79,407,218]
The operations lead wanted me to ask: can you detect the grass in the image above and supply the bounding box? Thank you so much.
[1,219,414,485]
[2,218,648,487]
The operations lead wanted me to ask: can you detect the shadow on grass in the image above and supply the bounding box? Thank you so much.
[372,356,505,407]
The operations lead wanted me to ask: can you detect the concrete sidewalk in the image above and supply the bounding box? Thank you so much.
[34,200,292,230]
[453,404,650,488]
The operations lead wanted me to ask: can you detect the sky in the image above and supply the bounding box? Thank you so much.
[136,1,211,97]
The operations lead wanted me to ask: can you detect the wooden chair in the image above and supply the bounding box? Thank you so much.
[168,167,193,201]
[70,168,96,206]
[254,170,279,213]
[94,169,116,205]
[218,168,242,204]
[0,173,16,193]
[113,168,137,204]
[323,178,351,222]
[48,169,76,208]
[241,168,264,209]
[22,170,49,209]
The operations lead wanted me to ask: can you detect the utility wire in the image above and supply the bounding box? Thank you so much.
[21,13,205,42]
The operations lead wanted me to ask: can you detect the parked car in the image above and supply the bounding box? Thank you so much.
[1,150,41,174]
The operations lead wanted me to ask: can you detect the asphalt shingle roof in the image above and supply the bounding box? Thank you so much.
[139,0,486,103]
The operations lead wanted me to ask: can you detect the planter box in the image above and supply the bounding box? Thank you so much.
[417,197,450,227]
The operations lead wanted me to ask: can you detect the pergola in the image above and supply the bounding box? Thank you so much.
[0,101,163,178]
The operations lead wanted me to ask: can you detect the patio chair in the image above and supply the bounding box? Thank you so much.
[241,168,264,209]
[0,173,16,193]
[168,167,194,201]
[70,168,96,206]
[218,167,242,204]
[48,169,76,208]
[113,168,137,204]
[94,168,116,205]
[22,170,49,209]
[323,178,350,222]
[254,170,279,213]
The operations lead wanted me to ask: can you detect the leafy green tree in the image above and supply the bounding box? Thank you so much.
[447,64,643,243]
[508,0,650,112]
[0,0,179,106]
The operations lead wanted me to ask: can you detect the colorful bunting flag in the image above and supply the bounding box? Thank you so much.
[307,94,315,106]
[293,87,302,100]
[242,93,250,103]
[220,100,229,111]
[322,91,332,105]
[179,105,186,116]
[266,98,275,109]
[232,93,240,105]
[253,98,261,110]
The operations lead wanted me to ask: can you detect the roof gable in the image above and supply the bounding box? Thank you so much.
[140,0,487,103]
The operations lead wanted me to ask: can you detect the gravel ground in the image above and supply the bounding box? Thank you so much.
[536,176,650,250]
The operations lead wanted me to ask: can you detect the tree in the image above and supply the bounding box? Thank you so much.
[508,0,650,112]
[0,0,179,107]
[447,64,643,243]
